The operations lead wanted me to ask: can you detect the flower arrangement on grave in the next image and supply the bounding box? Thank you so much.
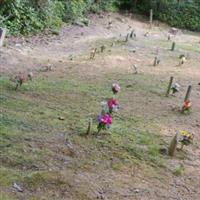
[178,130,193,150]
[171,83,180,94]
[107,98,119,114]
[179,54,186,65]
[182,100,191,112]
[96,83,121,134]
[112,83,120,95]
[97,114,112,133]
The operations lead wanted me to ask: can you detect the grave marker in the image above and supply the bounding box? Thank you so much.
[125,33,129,42]
[130,30,134,38]
[181,85,192,113]
[86,118,93,136]
[168,132,178,157]
[149,9,153,29]
[171,42,176,51]
[132,64,138,74]
[166,76,174,96]
[153,56,160,66]
[0,27,6,47]
[100,45,106,53]
[184,85,192,102]
[90,48,97,59]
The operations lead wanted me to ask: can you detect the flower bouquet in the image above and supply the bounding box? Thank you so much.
[107,98,119,114]
[178,130,193,150]
[112,83,120,95]
[171,83,180,94]
[182,100,191,113]
[97,114,112,133]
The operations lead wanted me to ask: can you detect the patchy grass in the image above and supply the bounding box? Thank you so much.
[0,193,16,200]
[0,66,166,199]
[1,21,199,199]
[172,165,185,176]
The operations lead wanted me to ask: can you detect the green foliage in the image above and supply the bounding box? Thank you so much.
[0,0,118,35]
[123,0,200,31]
[0,0,200,35]
[0,0,64,35]
[173,165,185,176]
[63,0,88,21]
[158,2,200,31]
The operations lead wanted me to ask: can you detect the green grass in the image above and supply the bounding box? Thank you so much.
[0,193,16,200]
[0,69,165,198]
[173,165,185,176]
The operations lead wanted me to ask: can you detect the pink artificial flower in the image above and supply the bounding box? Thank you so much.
[100,114,112,125]
[112,83,120,94]
[107,98,118,109]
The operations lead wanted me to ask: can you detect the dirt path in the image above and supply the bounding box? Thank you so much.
[0,13,155,75]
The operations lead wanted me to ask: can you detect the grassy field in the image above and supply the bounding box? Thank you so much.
[1,13,200,200]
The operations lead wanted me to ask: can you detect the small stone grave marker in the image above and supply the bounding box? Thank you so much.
[171,42,176,51]
[0,27,6,47]
[166,76,174,96]
[132,64,138,74]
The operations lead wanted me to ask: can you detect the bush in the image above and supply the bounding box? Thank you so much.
[63,0,88,21]
[0,0,119,35]
[158,3,200,31]
[120,0,200,32]
[0,0,64,35]
[1,0,199,35]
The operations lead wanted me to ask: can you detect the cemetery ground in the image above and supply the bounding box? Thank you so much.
[0,13,200,200]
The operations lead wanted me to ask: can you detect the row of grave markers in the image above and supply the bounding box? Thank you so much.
[166,76,192,113]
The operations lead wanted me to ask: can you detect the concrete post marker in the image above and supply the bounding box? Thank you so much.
[0,27,6,47]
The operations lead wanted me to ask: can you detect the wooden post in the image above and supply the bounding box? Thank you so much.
[0,27,6,47]
[150,9,153,29]
[153,57,158,66]
[168,132,178,157]
[133,64,138,74]
[181,85,192,113]
[184,85,192,102]
[90,48,97,59]
[171,42,176,51]
[125,33,129,42]
[166,76,174,96]
[130,30,134,38]
[100,45,105,53]
[85,118,92,136]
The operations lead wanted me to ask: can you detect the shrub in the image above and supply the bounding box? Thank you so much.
[0,0,64,35]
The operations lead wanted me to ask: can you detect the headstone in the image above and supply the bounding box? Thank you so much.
[100,45,106,53]
[85,118,93,136]
[184,85,192,102]
[130,30,134,38]
[153,56,160,66]
[132,64,138,74]
[181,85,192,113]
[125,33,129,42]
[171,42,176,51]
[166,76,174,96]
[0,27,6,47]
[150,9,153,29]
[168,133,178,157]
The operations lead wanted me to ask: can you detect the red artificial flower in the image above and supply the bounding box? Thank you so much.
[183,100,191,109]
[107,98,118,109]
